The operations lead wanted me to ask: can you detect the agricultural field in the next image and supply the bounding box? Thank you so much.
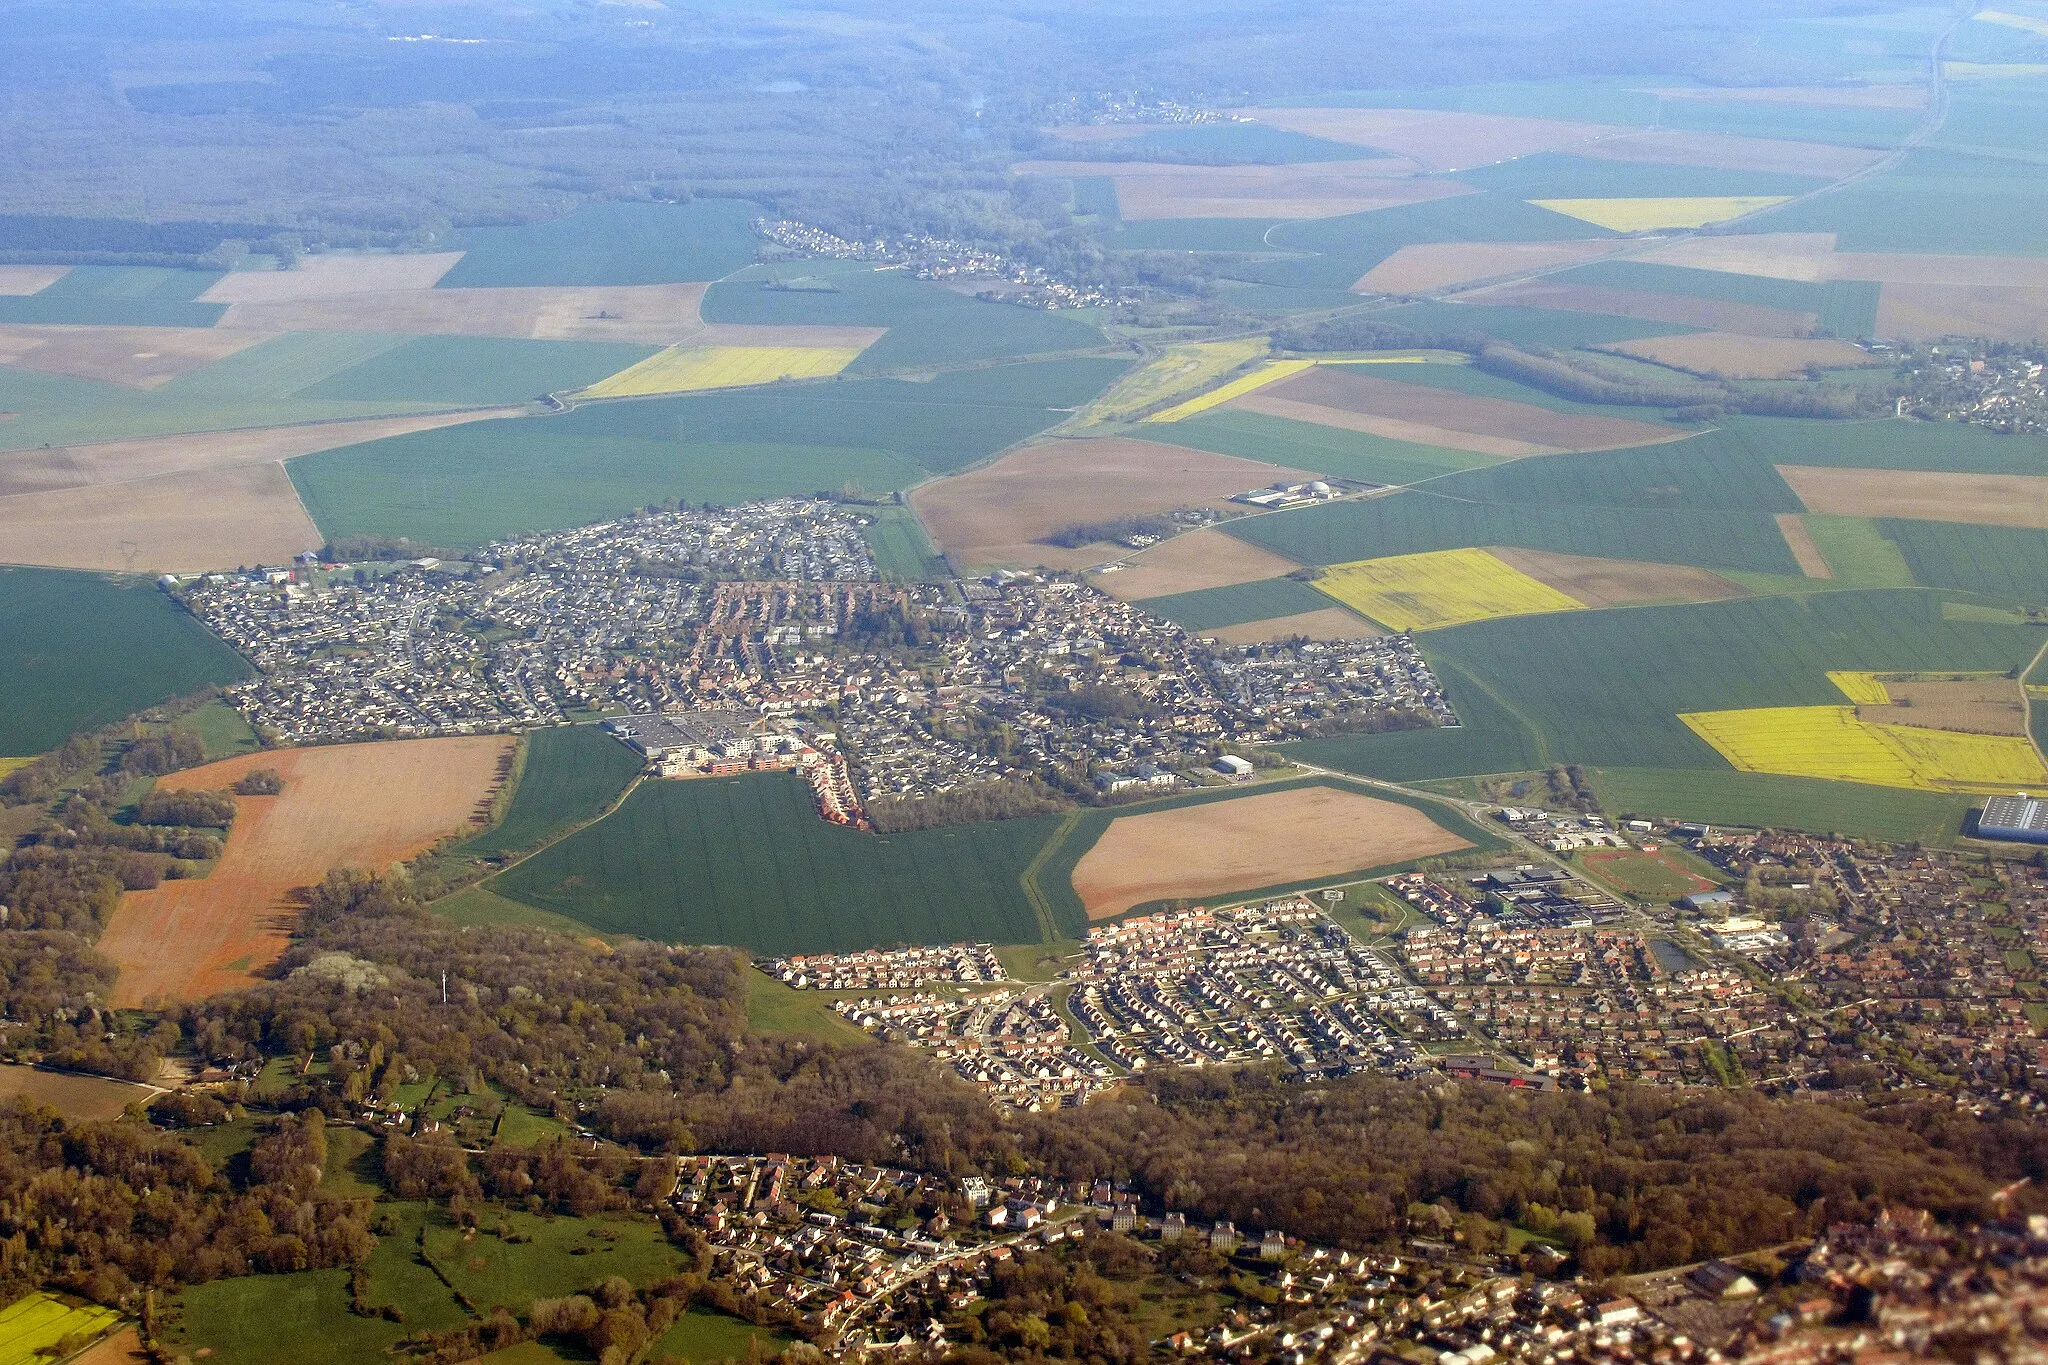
[1601,333,1878,379]
[1528,197,1793,231]
[1015,158,1472,220]
[1585,767,1979,846]
[0,1292,120,1365]
[1456,152,1835,201]
[1371,297,1702,348]
[1550,259,1884,336]
[290,358,1125,548]
[579,343,868,397]
[435,200,762,288]
[97,737,512,1006]
[1487,548,1752,609]
[0,265,226,327]
[1134,576,1337,632]
[1146,359,1315,421]
[1313,548,1586,631]
[1882,519,2048,603]
[1355,239,1628,294]
[1876,281,2048,343]
[1239,107,1626,172]
[1755,150,2048,253]
[1207,607,1385,643]
[1044,120,1385,165]
[451,724,644,860]
[1469,278,1814,337]
[1859,677,2031,736]
[1088,526,1304,601]
[1577,848,1721,899]
[1678,704,2048,792]
[0,566,251,755]
[0,322,271,390]
[488,772,1083,952]
[906,437,1298,571]
[1084,338,1267,423]
[1153,409,1502,486]
[197,252,463,302]
[0,1065,157,1121]
[1068,782,1475,920]
[1777,465,2048,531]
[211,282,714,346]
[299,336,661,406]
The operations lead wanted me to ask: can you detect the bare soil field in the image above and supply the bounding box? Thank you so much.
[1778,464,2048,529]
[0,264,70,295]
[99,737,512,1006]
[1875,282,2048,343]
[216,283,711,344]
[1489,547,1751,608]
[1071,784,1471,920]
[1354,239,1628,295]
[1643,85,1927,109]
[910,438,1308,570]
[1207,607,1385,644]
[1253,366,1684,450]
[1637,233,1840,282]
[1012,160,1470,220]
[0,409,518,498]
[1839,254,2048,286]
[198,251,464,302]
[1242,107,1622,171]
[1860,679,2028,736]
[1576,129,1883,178]
[1599,332,1879,379]
[0,462,322,573]
[0,323,275,389]
[1230,390,1561,457]
[71,1327,146,1365]
[0,1064,158,1120]
[1470,279,1815,337]
[1088,525,1303,599]
[1776,513,1834,578]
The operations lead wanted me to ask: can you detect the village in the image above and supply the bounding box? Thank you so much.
[754,218,1126,310]
[170,498,1459,826]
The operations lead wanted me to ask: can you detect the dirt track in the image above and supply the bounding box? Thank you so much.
[1071,785,1470,920]
[99,738,511,1007]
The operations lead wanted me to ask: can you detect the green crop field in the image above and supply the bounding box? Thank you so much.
[745,968,870,1043]
[1716,415,2048,476]
[1238,194,1615,292]
[1801,516,1917,587]
[177,700,260,760]
[457,724,644,858]
[1586,767,1979,846]
[0,265,225,326]
[1344,358,1705,422]
[1135,576,1333,631]
[703,264,1105,370]
[1427,433,1799,512]
[289,359,1125,547]
[1754,150,2048,253]
[1882,520,2048,603]
[300,336,661,406]
[488,772,1082,952]
[1374,299,1699,348]
[1929,79,2048,161]
[862,504,952,581]
[1458,153,1832,201]
[1153,409,1504,485]
[1100,218,1292,252]
[1556,260,1883,338]
[0,568,251,755]
[436,200,761,287]
[1071,175,1121,220]
[1289,588,2043,784]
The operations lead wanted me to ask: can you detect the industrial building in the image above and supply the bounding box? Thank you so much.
[1979,793,2048,845]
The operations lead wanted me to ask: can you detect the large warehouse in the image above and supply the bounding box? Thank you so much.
[1979,794,2048,845]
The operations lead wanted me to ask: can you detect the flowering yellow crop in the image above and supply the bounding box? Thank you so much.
[1315,548,1586,632]
[582,345,865,398]
[1680,704,2048,791]
[1527,197,1792,232]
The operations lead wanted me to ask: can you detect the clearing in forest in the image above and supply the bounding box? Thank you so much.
[1314,548,1586,631]
[98,737,512,1007]
[1777,464,2048,530]
[1529,196,1793,231]
[1679,704,2048,791]
[580,344,869,397]
[0,1065,159,1121]
[1071,784,1472,920]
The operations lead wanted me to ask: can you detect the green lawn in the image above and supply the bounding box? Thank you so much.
[0,568,251,755]
[321,1126,384,1199]
[651,1306,793,1362]
[744,969,871,1044]
[172,1270,412,1365]
[177,700,260,760]
[437,200,762,287]
[422,1209,687,1314]
[433,885,597,935]
[1574,848,1720,900]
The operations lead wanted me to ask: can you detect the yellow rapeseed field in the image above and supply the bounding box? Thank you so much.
[1527,197,1793,232]
[1826,671,1892,705]
[1680,704,2048,791]
[0,758,31,780]
[1145,359,1316,423]
[582,345,865,398]
[0,1292,119,1365]
[1313,548,1586,632]
[1086,339,1268,423]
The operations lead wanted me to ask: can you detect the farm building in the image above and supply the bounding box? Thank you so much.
[1979,794,2048,845]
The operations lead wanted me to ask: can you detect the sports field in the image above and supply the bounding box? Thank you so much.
[580,344,868,397]
[1529,196,1793,230]
[1679,704,2048,791]
[1315,548,1586,630]
[0,1293,119,1365]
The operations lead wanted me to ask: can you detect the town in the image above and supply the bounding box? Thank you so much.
[755,219,1127,310]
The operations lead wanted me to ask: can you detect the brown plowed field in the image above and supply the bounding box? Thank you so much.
[1206,607,1384,644]
[1637,233,1839,282]
[1470,279,1815,337]
[0,323,276,389]
[1777,464,2048,529]
[1875,282,2048,343]
[1600,332,1878,379]
[1644,85,1927,109]
[1860,679,2028,736]
[99,738,512,1007]
[1575,129,1882,178]
[1088,526,1302,600]
[910,438,1309,570]
[216,282,712,343]
[1011,160,1468,220]
[1776,513,1834,578]
[1230,391,1560,457]
[1242,108,1623,171]
[0,264,70,295]
[1253,366,1683,450]
[70,1327,146,1365]
[0,1064,159,1120]
[1071,785,1471,920]
[1489,547,1751,608]
[197,251,465,302]
[1354,239,1627,294]
[0,463,322,573]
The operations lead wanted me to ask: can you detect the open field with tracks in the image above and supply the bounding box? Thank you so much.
[1601,332,1877,379]
[0,323,273,389]
[0,1065,158,1120]
[1778,465,2048,529]
[1243,367,1682,452]
[1070,783,1473,920]
[1488,548,1752,608]
[1315,547,1586,631]
[1528,196,1792,232]
[99,738,512,1006]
